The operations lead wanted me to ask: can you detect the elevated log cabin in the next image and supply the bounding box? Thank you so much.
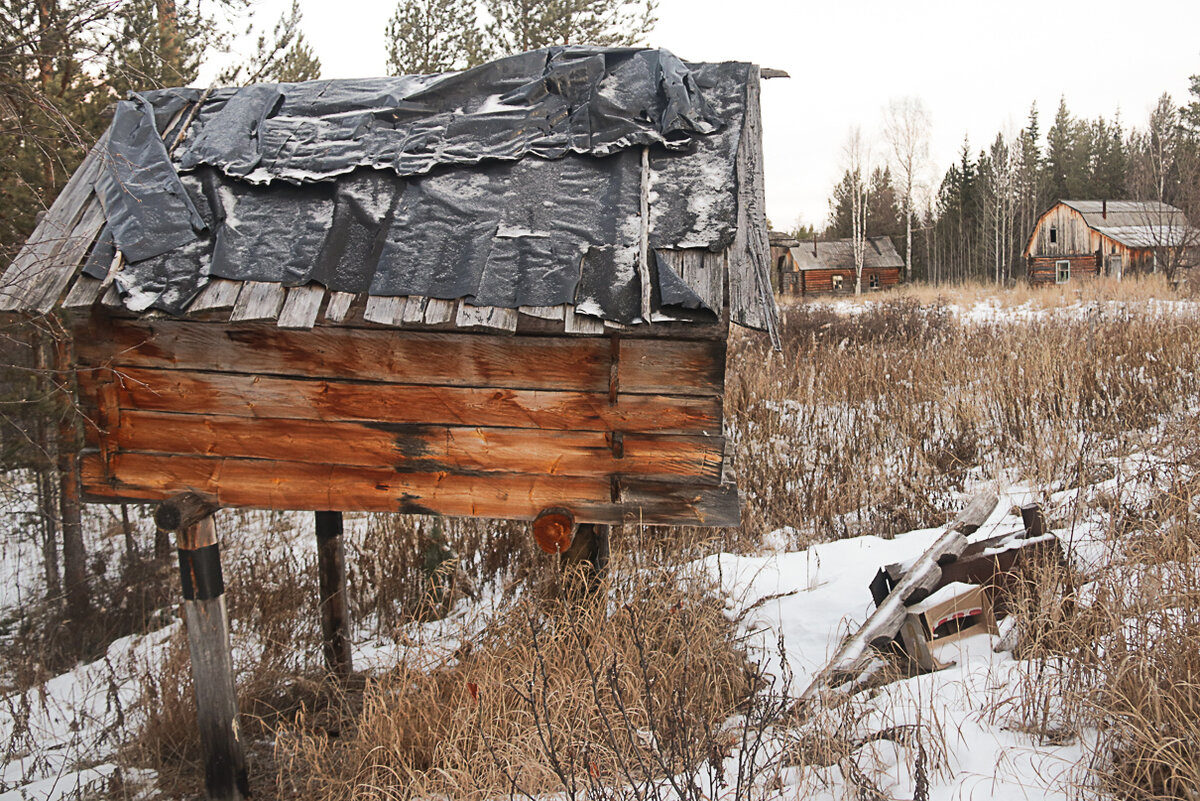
[1024,199,1199,284]
[0,47,779,800]
[770,235,903,295]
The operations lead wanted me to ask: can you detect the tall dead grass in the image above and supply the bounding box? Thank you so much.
[726,295,1200,546]
[999,415,1200,798]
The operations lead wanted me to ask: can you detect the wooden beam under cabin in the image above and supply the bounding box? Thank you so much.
[82,451,741,526]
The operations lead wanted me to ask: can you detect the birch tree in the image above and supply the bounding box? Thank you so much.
[842,127,870,295]
[883,97,930,283]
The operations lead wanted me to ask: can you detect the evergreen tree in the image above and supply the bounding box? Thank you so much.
[866,165,903,241]
[385,0,484,75]
[483,0,657,56]
[1045,97,1082,200]
[219,0,321,84]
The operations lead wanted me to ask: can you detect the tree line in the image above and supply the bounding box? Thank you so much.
[820,73,1200,285]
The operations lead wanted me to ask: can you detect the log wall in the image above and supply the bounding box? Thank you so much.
[1028,253,1101,285]
[71,313,738,526]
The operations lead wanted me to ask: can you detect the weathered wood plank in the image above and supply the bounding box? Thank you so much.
[83,451,738,525]
[101,410,724,481]
[422,298,456,324]
[0,132,109,313]
[32,197,108,314]
[62,275,105,310]
[362,294,404,326]
[564,305,606,335]
[188,279,243,313]
[324,292,355,323]
[455,303,519,332]
[619,338,725,396]
[519,305,566,321]
[75,317,725,396]
[80,367,723,434]
[276,284,325,329]
[229,281,285,322]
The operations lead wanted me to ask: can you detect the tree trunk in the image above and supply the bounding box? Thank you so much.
[33,333,61,597]
[54,333,88,619]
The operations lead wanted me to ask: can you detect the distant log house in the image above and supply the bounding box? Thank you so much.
[770,234,903,295]
[0,47,779,801]
[1024,199,1199,284]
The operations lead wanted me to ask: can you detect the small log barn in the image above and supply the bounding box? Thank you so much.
[1024,199,1199,284]
[0,47,778,800]
[770,235,903,295]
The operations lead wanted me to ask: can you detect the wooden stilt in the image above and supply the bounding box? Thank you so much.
[562,522,611,593]
[315,511,352,679]
[156,493,248,801]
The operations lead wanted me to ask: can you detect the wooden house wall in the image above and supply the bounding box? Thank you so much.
[71,313,738,526]
[1027,205,1097,257]
[1028,253,1101,284]
[772,246,800,295]
[801,267,901,294]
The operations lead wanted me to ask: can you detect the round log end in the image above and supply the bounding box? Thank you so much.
[155,491,220,532]
[533,507,576,555]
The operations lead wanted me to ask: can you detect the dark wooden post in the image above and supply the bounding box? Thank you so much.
[1020,503,1046,538]
[315,511,351,679]
[155,493,248,801]
[562,523,611,593]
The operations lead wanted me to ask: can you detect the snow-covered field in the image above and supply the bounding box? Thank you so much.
[1,295,1194,799]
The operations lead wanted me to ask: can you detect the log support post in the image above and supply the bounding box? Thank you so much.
[562,523,611,594]
[155,493,248,801]
[315,511,352,679]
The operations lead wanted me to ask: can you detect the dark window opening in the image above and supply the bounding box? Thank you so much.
[1049,225,1058,244]
[869,273,880,289]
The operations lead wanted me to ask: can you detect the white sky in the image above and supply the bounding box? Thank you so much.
[213,0,1200,230]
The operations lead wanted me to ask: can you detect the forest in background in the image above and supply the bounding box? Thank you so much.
[819,79,1200,284]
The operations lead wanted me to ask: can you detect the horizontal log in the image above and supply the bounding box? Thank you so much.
[73,316,725,397]
[96,410,724,482]
[77,367,722,434]
[81,451,740,525]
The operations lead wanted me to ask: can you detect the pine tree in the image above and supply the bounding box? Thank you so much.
[385,0,484,75]
[483,0,657,56]
[219,0,321,85]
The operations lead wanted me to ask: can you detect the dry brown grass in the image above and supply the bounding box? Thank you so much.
[725,294,1200,547]
[997,417,1200,798]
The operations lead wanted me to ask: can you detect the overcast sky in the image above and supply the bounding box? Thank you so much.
[212,0,1200,231]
